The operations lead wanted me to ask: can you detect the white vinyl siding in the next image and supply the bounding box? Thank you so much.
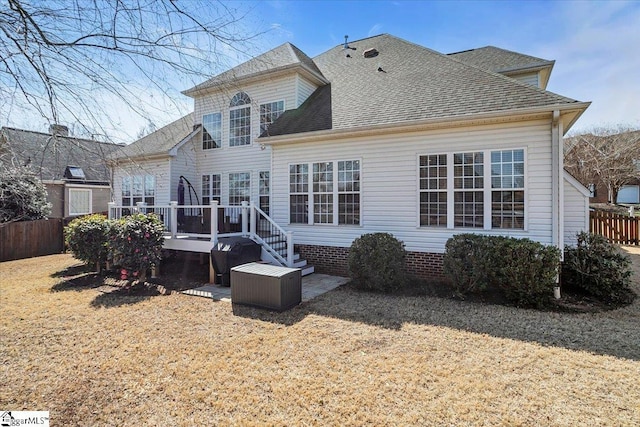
[297,75,318,106]
[564,176,589,246]
[272,120,553,253]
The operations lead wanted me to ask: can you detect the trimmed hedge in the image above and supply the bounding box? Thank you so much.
[562,232,634,304]
[348,233,407,293]
[65,214,111,272]
[109,214,165,281]
[64,213,164,281]
[443,234,561,307]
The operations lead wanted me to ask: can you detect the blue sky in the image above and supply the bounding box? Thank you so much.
[2,0,638,141]
[244,0,640,134]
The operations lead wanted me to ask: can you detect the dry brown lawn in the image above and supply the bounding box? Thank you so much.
[1,248,639,426]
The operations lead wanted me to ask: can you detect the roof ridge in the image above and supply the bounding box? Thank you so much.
[444,49,574,103]
[0,126,121,145]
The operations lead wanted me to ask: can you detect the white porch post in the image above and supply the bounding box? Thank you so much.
[211,200,218,244]
[108,202,115,220]
[170,201,178,239]
[287,231,294,267]
[137,201,147,214]
[249,201,256,237]
[241,201,249,237]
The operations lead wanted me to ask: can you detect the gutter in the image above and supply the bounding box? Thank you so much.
[260,102,591,146]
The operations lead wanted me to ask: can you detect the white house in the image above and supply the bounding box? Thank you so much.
[110,34,591,278]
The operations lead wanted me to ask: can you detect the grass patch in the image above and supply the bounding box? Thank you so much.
[1,249,639,425]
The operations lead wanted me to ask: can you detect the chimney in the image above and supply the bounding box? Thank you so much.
[49,124,69,137]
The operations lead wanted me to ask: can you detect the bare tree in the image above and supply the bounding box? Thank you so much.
[565,127,640,203]
[0,0,262,142]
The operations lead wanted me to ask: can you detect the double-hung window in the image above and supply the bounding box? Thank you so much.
[229,92,251,147]
[202,113,222,149]
[289,160,361,225]
[202,174,221,205]
[122,174,155,209]
[289,164,309,224]
[259,171,270,214]
[491,150,525,229]
[260,100,285,135]
[229,172,250,205]
[419,149,525,230]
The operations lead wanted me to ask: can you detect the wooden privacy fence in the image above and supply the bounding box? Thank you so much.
[0,218,64,262]
[590,211,639,245]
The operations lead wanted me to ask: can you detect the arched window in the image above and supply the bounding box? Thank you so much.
[229,92,251,146]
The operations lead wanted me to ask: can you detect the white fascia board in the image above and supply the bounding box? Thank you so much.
[563,171,592,197]
[169,126,201,156]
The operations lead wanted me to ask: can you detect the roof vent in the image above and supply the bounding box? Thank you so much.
[343,35,356,51]
[363,48,379,58]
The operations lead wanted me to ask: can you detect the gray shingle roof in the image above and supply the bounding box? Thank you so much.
[112,114,194,160]
[262,84,332,137]
[264,34,579,136]
[0,127,121,182]
[447,46,554,73]
[183,43,324,96]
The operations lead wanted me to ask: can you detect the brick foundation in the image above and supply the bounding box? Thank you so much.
[295,244,445,279]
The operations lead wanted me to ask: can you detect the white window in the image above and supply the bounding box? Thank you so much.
[121,174,155,208]
[419,154,447,227]
[229,172,250,205]
[419,149,525,230]
[454,152,484,228]
[202,112,222,149]
[259,171,270,214]
[260,100,285,135]
[289,160,361,225]
[69,188,91,216]
[202,174,221,205]
[491,149,525,229]
[289,164,309,224]
[229,92,251,147]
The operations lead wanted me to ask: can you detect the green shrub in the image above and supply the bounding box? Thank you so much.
[443,234,561,307]
[348,232,407,292]
[109,214,164,281]
[490,237,560,307]
[65,214,111,271]
[562,232,634,303]
[443,234,492,295]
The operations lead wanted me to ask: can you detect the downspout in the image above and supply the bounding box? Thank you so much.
[551,110,563,298]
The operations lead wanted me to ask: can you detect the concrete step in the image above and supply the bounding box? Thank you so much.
[301,265,315,276]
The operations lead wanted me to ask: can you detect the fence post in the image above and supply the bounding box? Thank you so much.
[108,202,115,220]
[241,201,249,237]
[287,231,294,267]
[249,201,256,238]
[211,200,218,244]
[170,201,178,238]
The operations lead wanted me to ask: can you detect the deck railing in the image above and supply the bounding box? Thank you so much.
[108,201,294,266]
